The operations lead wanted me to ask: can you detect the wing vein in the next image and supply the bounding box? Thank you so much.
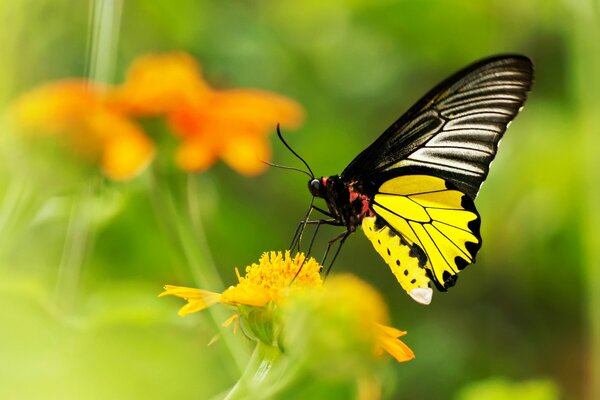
[424,145,494,156]
[433,219,476,234]
[405,156,483,174]
[428,222,473,260]
[378,188,448,197]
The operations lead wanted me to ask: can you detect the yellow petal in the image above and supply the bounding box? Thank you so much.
[177,299,218,316]
[11,80,99,134]
[374,323,415,362]
[221,284,271,307]
[375,323,407,338]
[160,285,222,316]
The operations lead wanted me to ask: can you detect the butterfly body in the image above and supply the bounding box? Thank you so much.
[303,55,533,304]
[310,176,374,231]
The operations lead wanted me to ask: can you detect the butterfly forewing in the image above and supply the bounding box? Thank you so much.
[342,55,533,199]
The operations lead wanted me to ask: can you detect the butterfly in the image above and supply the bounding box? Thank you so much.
[289,55,533,305]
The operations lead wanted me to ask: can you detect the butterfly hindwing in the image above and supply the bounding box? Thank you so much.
[362,216,433,305]
[369,175,481,291]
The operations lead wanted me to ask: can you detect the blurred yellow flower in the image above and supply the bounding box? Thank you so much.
[160,251,414,363]
[111,53,304,175]
[11,80,154,180]
[284,274,415,366]
[11,52,304,179]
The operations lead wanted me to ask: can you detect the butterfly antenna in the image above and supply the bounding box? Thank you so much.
[260,160,313,178]
[277,124,315,179]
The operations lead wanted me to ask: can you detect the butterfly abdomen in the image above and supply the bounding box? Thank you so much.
[362,216,433,305]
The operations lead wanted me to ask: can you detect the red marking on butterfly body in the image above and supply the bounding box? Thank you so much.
[349,186,374,218]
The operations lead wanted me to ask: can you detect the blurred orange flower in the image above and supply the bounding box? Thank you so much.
[11,52,304,179]
[112,53,304,175]
[11,80,154,180]
[109,53,211,116]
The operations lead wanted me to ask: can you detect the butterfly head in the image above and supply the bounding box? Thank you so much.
[308,177,328,198]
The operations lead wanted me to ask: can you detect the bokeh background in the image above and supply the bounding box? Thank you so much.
[1,0,599,399]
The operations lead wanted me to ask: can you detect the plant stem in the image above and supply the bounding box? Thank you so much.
[0,181,33,258]
[568,1,600,398]
[221,341,282,400]
[54,179,99,312]
[85,0,123,85]
[148,167,246,373]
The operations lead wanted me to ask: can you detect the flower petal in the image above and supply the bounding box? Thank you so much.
[209,89,304,130]
[110,52,211,115]
[175,137,219,172]
[85,111,155,180]
[374,323,415,362]
[166,86,303,175]
[220,133,271,176]
[11,80,99,134]
[160,285,222,316]
[221,284,271,307]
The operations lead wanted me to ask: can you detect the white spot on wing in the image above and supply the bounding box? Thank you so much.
[409,287,433,305]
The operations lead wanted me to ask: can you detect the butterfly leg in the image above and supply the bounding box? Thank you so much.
[290,197,315,251]
[290,217,333,254]
[290,201,337,253]
[312,205,335,217]
[322,230,351,279]
[295,205,337,252]
[290,218,339,284]
[290,220,307,253]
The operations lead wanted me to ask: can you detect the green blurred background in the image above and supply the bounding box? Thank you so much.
[1,0,599,399]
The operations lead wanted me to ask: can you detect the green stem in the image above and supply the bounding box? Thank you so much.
[53,0,121,313]
[221,341,282,400]
[148,167,246,373]
[569,1,600,399]
[186,173,219,285]
[0,181,33,258]
[54,178,99,312]
[85,0,123,85]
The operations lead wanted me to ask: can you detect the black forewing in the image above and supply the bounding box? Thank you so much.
[341,55,534,199]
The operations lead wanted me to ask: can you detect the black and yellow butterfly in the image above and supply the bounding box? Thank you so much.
[295,55,533,305]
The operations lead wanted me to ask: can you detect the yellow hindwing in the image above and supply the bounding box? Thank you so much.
[362,217,433,304]
[371,175,481,290]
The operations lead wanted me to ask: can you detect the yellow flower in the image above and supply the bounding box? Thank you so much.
[10,80,154,180]
[283,273,415,371]
[160,251,414,363]
[160,251,322,316]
